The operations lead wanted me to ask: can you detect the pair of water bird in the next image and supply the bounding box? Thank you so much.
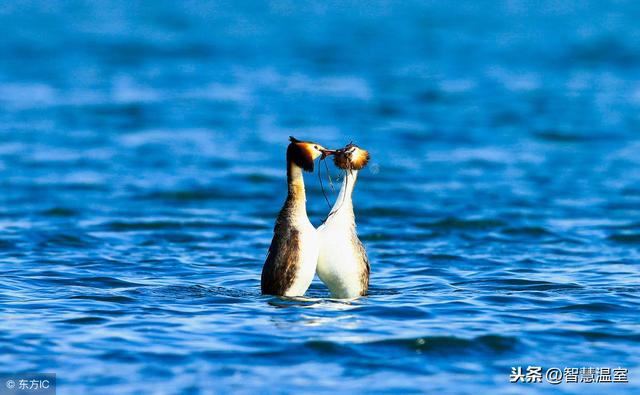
[261,136,370,299]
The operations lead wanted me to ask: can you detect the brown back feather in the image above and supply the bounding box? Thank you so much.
[261,196,304,295]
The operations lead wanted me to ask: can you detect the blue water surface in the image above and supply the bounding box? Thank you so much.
[1,1,639,394]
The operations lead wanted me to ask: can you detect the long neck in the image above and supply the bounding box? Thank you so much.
[329,169,358,216]
[286,160,307,216]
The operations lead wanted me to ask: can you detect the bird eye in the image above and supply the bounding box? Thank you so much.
[314,145,319,150]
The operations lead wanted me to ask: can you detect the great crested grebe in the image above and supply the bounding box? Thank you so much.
[317,143,370,299]
[261,136,335,296]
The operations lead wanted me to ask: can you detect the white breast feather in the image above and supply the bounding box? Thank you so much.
[317,208,363,299]
[284,217,319,297]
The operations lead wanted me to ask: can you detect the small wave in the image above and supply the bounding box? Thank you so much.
[36,233,97,248]
[359,233,395,241]
[553,302,630,313]
[240,334,518,361]
[205,285,259,298]
[105,220,213,231]
[608,233,640,244]
[138,351,191,364]
[501,226,554,237]
[103,220,266,231]
[319,334,519,356]
[58,316,109,325]
[40,207,78,217]
[359,207,409,217]
[567,36,640,67]
[242,173,278,183]
[139,232,206,244]
[138,285,258,300]
[533,130,597,142]
[98,350,141,363]
[532,329,640,342]
[46,276,143,289]
[369,305,432,319]
[267,297,323,308]
[424,254,463,261]
[372,334,517,353]
[137,189,252,202]
[416,217,506,230]
[70,295,136,304]
[303,340,356,355]
[360,232,438,242]
[367,287,400,296]
[452,279,583,291]
[0,239,16,249]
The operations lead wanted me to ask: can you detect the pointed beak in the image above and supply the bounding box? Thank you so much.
[320,149,336,159]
